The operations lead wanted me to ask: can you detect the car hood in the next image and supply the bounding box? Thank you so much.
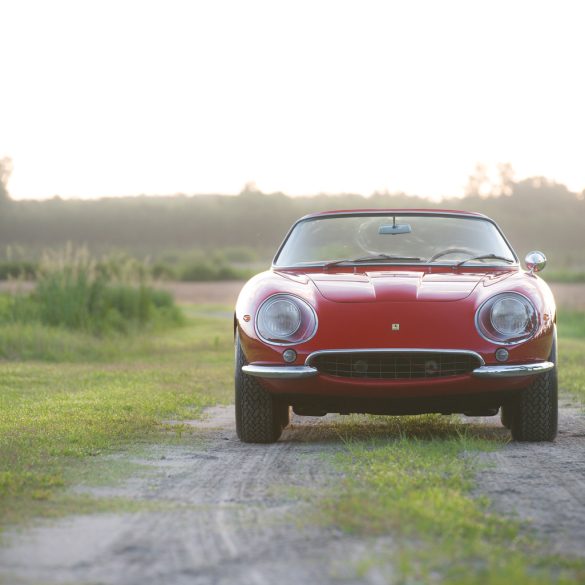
[307,270,515,303]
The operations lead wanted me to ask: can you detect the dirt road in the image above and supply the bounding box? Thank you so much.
[473,397,585,560]
[1,403,584,585]
[0,410,378,585]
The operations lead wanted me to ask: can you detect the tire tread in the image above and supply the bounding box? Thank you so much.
[235,334,283,443]
[510,332,558,442]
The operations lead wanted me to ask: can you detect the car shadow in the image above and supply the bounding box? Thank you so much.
[279,412,510,444]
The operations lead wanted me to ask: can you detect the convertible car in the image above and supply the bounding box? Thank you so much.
[234,209,557,443]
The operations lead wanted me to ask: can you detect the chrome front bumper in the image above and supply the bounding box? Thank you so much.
[242,365,318,379]
[471,361,554,378]
[242,361,555,380]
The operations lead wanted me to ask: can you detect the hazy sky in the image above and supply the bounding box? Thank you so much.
[1,0,584,200]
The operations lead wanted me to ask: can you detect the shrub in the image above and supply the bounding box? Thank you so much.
[179,261,245,281]
[0,260,37,280]
[1,247,183,335]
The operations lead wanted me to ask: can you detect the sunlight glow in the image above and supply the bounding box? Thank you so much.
[1,0,584,200]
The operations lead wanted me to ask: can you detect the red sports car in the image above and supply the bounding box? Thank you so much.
[234,209,557,443]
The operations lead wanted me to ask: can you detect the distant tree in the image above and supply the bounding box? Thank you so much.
[0,157,13,204]
[495,163,515,197]
[239,181,262,196]
[0,169,582,271]
[464,163,491,197]
[464,162,515,198]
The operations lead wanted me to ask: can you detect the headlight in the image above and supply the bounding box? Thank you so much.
[476,292,538,344]
[256,294,317,345]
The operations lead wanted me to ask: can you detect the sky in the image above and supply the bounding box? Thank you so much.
[1,0,584,201]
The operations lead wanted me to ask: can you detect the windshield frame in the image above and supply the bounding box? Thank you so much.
[272,211,519,269]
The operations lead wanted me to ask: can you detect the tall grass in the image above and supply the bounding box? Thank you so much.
[0,260,37,280]
[0,247,183,338]
[151,247,259,281]
[0,245,263,282]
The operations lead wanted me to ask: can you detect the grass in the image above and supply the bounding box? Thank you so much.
[544,270,585,284]
[0,260,37,280]
[0,245,263,282]
[557,310,585,403]
[0,305,233,525]
[0,247,183,337]
[559,340,585,402]
[318,416,584,584]
[0,297,584,583]
[557,310,585,340]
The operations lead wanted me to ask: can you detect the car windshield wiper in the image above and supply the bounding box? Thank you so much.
[454,254,515,268]
[323,254,422,270]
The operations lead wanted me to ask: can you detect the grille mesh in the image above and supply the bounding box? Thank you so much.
[310,352,481,379]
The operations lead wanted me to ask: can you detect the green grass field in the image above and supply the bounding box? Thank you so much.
[0,306,233,525]
[317,416,584,584]
[558,310,585,402]
[0,301,584,583]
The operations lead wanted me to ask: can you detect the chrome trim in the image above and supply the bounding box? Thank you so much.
[474,291,540,346]
[472,361,554,378]
[525,251,547,275]
[305,348,485,366]
[242,365,318,379]
[242,357,554,380]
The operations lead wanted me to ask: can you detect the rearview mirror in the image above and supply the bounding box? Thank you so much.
[525,251,546,274]
[379,224,411,235]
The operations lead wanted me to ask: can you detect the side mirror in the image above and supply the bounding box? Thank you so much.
[525,251,547,274]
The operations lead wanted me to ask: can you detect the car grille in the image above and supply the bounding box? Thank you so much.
[310,352,481,379]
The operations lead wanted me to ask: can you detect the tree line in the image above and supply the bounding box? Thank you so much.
[0,165,583,270]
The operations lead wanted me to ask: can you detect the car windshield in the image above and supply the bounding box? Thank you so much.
[274,214,516,267]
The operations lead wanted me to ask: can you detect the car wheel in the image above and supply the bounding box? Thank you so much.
[510,330,558,442]
[235,331,284,443]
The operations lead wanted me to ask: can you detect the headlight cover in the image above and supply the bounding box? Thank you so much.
[256,294,317,345]
[476,292,538,344]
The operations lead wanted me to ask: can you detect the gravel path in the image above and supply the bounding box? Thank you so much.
[0,410,391,585]
[472,396,585,559]
[0,403,584,585]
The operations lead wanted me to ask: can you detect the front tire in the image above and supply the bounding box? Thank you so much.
[510,330,558,442]
[235,331,285,443]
